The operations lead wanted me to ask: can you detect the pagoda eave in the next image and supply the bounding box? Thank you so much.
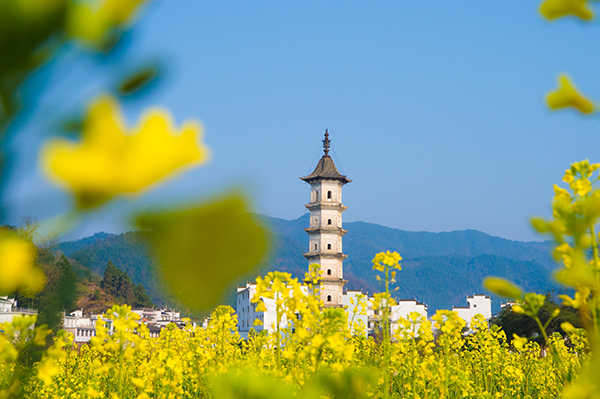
[304,227,347,236]
[303,252,348,260]
[305,203,347,211]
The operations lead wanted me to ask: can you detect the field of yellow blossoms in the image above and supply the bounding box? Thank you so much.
[0,268,590,399]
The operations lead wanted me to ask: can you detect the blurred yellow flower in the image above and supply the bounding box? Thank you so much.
[553,184,571,203]
[483,277,523,299]
[67,0,148,46]
[561,321,576,334]
[41,95,210,210]
[540,0,594,20]
[563,169,575,184]
[512,334,528,350]
[573,178,592,196]
[0,231,45,296]
[547,74,594,114]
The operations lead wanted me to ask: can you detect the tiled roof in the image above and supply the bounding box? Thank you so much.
[300,155,351,184]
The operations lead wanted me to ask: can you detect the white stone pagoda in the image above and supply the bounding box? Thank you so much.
[300,130,351,307]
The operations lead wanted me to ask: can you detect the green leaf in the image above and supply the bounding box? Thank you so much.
[118,64,159,95]
[134,193,269,311]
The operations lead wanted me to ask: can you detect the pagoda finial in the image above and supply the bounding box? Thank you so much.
[322,129,331,156]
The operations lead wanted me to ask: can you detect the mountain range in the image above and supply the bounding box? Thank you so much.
[57,213,563,314]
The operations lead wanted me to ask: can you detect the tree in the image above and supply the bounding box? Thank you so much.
[101,261,121,297]
[101,260,152,307]
[490,293,581,344]
[55,254,77,313]
[133,283,153,308]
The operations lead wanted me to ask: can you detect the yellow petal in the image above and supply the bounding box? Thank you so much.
[547,74,594,114]
[41,95,210,210]
[0,233,37,296]
[540,0,594,21]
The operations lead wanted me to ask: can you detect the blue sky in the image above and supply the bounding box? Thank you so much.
[4,1,600,242]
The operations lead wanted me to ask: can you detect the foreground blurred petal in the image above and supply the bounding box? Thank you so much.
[540,0,594,20]
[0,230,44,296]
[41,95,209,210]
[547,74,594,114]
[135,193,269,311]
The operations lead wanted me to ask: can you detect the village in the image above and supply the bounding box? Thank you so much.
[2,133,496,343]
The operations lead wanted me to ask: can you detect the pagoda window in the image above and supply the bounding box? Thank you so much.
[327,190,332,200]
[327,269,332,276]
[327,219,332,225]
[314,244,317,251]
[327,295,332,302]
[327,243,332,250]
[315,191,319,202]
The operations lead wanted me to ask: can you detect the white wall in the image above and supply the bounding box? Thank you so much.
[452,295,492,327]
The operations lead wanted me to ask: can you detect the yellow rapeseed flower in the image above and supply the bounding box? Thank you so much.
[372,250,402,271]
[540,0,594,20]
[553,184,571,203]
[563,169,575,184]
[41,95,210,210]
[547,74,594,114]
[573,178,592,196]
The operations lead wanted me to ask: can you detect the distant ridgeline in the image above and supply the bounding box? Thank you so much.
[58,214,561,313]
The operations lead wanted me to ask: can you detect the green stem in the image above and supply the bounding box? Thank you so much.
[276,294,282,373]
[590,224,600,276]
[533,316,563,377]
[383,264,391,399]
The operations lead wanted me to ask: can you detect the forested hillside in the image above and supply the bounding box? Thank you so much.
[57,214,561,313]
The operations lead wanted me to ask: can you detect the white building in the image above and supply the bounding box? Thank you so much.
[63,307,183,343]
[343,290,368,334]
[236,282,309,339]
[63,310,103,344]
[452,294,492,328]
[0,296,37,324]
[131,308,181,328]
[390,299,428,333]
[365,297,428,337]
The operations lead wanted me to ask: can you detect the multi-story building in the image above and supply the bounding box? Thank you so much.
[63,310,105,344]
[63,307,184,344]
[236,282,309,339]
[0,296,37,324]
[300,130,351,307]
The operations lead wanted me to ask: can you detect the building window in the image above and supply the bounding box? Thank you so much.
[316,191,319,201]
[327,190,332,199]
[327,243,332,250]
[327,269,332,275]
[327,219,332,225]
[327,295,332,302]
[314,244,317,250]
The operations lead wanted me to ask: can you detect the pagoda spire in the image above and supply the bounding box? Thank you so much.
[322,129,331,156]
